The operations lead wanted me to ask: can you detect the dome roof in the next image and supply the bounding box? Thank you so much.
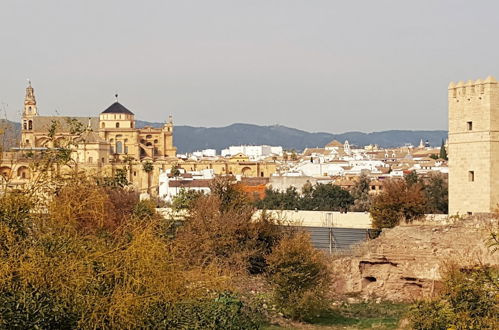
[101,102,134,115]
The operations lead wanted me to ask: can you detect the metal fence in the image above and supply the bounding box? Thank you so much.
[296,226,371,253]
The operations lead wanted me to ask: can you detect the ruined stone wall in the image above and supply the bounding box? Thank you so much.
[331,218,499,301]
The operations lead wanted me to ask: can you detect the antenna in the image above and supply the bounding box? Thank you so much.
[115,93,119,102]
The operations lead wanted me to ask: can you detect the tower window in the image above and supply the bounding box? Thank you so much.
[101,122,105,128]
[116,122,120,128]
[468,171,475,182]
[28,120,32,130]
[23,121,27,130]
[467,121,473,130]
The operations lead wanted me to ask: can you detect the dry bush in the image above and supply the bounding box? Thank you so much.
[265,232,331,321]
[173,194,283,275]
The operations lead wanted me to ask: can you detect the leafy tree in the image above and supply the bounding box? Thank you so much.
[171,188,204,210]
[256,187,301,210]
[350,174,371,212]
[100,168,129,187]
[439,139,448,160]
[404,170,420,187]
[370,179,427,229]
[301,183,354,212]
[266,232,330,321]
[423,173,448,214]
[170,162,181,177]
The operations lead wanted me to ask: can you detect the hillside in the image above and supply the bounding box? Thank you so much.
[137,121,447,154]
[1,119,447,154]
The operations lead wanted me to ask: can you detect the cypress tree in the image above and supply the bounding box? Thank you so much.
[439,139,448,160]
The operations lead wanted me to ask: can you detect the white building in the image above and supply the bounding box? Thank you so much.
[221,145,283,160]
[158,169,214,202]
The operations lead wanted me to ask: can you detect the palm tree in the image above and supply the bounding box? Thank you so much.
[142,161,154,195]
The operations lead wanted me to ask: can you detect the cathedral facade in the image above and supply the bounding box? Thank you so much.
[20,82,176,163]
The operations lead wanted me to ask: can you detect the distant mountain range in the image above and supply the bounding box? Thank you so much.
[136,120,447,154]
[1,119,447,154]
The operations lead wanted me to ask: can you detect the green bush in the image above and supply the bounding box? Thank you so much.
[265,232,331,321]
[408,265,499,329]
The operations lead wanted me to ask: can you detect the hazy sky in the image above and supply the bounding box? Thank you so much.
[1,0,498,133]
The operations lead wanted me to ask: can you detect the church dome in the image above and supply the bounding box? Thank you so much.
[101,102,134,115]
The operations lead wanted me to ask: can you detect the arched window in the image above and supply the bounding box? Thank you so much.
[116,122,120,128]
[101,122,105,128]
[23,121,27,130]
[28,120,33,130]
[116,141,123,154]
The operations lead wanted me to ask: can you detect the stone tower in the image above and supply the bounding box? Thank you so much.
[448,76,499,215]
[21,80,39,147]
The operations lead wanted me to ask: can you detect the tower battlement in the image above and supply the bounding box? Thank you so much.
[448,76,498,100]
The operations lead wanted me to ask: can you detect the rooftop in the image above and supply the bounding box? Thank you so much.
[101,102,134,115]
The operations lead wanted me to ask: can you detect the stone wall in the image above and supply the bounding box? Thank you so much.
[331,218,499,301]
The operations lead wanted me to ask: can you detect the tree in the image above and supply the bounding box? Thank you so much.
[404,170,420,187]
[171,188,204,210]
[170,163,181,177]
[439,139,448,160]
[266,232,330,321]
[350,174,371,212]
[301,183,354,212]
[370,179,427,229]
[142,161,154,195]
[424,173,448,214]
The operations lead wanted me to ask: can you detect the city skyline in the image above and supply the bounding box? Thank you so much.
[2,1,499,133]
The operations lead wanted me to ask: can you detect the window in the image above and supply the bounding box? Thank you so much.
[467,121,473,131]
[88,157,93,163]
[116,122,120,128]
[101,122,105,128]
[124,146,128,154]
[23,121,27,130]
[468,171,474,182]
[28,120,32,130]
[116,141,123,154]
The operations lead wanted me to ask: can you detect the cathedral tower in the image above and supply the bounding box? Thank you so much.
[21,81,39,147]
[448,76,499,215]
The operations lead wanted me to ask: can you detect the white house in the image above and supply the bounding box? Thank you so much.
[158,169,214,202]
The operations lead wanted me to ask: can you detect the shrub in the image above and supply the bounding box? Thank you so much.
[408,264,499,329]
[0,193,32,238]
[370,179,426,229]
[174,194,283,274]
[265,232,331,321]
[146,292,260,329]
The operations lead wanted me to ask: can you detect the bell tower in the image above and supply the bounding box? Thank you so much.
[21,80,39,147]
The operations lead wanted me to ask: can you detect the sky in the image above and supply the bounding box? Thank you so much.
[1,0,499,133]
